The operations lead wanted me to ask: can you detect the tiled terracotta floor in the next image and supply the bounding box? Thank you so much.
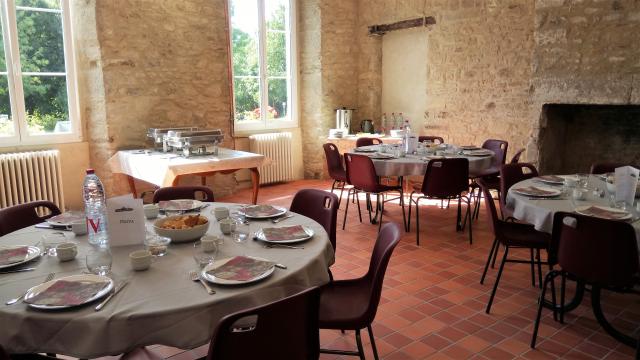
[152,180,638,359]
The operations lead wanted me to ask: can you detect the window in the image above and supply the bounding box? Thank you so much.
[0,0,79,145]
[229,0,296,132]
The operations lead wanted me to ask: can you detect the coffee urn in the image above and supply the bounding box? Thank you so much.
[335,107,354,134]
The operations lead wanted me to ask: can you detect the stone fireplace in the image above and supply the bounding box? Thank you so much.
[537,104,640,174]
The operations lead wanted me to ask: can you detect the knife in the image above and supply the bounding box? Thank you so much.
[95,280,129,311]
[0,267,36,275]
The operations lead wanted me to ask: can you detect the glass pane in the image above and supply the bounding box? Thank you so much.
[16,0,61,9]
[23,75,69,135]
[233,77,261,122]
[0,76,15,137]
[266,31,286,77]
[17,8,65,73]
[230,0,259,77]
[267,78,288,121]
[0,15,6,72]
[266,0,287,31]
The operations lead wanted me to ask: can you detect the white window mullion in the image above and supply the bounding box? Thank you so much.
[2,0,27,142]
[257,0,268,128]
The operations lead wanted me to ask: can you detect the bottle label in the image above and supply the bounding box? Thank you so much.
[87,218,101,234]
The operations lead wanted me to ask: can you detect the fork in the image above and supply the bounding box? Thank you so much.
[272,214,294,224]
[264,244,304,249]
[6,272,55,305]
[189,270,215,295]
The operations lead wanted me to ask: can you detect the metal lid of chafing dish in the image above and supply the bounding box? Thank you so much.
[165,129,223,138]
[147,127,198,138]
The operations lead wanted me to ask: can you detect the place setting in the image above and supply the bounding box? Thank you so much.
[0,245,42,274]
[512,185,563,199]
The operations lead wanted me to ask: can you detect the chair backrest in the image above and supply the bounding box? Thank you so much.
[477,179,501,236]
[509,148,525,164]
[499,163,539,213]
[361,222,402,324]
[421,158,469,198]
[355,137,382,147]
[552,212,639,288]
[322,143,345,180]
[290,189,339,252]
[344,153,379,193]
[482,139,508,169]
[0,201,61,236]
[589,162,636,174]
[418,135,445,144]
[207,287,320,360]
[152,186,214,203]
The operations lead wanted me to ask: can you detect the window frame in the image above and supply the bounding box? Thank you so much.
[229,0,298,134]
[0,0,81,146]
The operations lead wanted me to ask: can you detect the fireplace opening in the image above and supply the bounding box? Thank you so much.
[537,104,640,174]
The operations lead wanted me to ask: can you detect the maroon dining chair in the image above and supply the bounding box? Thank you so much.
[323,143,348,204]
[319,223,401,360]
[355,137,382,147]
[152,186,214,203]
[408,158,473,245]
[418,135,445,144]
[589,162,636,174]
[499,163,539,221]
[509,148,526,164]
[342,153,406,232]
[0,201,61,236]
[470,139,509,219]
[477,179,555,314]
[208,287,320,360]
[531,212,639,349]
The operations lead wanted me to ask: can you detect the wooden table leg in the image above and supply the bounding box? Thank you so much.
[127,175,138,198]
[249,167,260,204]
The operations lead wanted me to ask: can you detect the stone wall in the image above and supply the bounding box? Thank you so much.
[74,0,235,197]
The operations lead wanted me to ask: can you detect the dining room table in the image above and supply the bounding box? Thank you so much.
[0,203,334,358]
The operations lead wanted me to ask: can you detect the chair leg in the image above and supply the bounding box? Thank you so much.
[536,249,543,289]
[399,185,407,231]
[530,249,536,287]
[331,179,337,192]
[407,191,415,232]
[368,325,380,360]
[480,237,499,284]
[342,188,351,230]
[591,286,638,348]
[415,197,421,246]
[491,240,499,268]
[466,195,473,244]
[486,246,509,314]
[355,329,365,360]
[355,190,363,223]
[531,270,557,348]
[560,271,566,324]
[456,195,462,231]
[378,194,384,232]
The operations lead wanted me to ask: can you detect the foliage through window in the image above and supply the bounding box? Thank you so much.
[0,0,79,145]
[229,0,296,131]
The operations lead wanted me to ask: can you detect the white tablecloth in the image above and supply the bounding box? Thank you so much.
[108,148,265,187]
[506,176,640,250]
[348,145,494,177]
[0,203,333,358]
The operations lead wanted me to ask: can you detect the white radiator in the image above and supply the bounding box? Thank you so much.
[0,150,65,212]
[249,132,293,184]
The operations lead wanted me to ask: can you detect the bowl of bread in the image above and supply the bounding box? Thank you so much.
[154,215,210,243]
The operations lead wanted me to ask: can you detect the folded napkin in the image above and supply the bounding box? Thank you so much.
[0,246,29,266]
[243,205,282,217]
[207,256,275,281]
[538,175,565,183]
[514,186,557,196]
[262,225,309,242]
[159,200,196,211]
[24,280,110,306]
[578,206,629,220]
[465,150,492,156]
[48,212,84,224]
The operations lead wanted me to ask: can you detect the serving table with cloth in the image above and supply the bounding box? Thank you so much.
[108,149,265,204]
[0,203,334,358]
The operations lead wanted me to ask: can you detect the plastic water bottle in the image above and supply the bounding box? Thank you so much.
[403,119,412,153]
[83,169,108,246]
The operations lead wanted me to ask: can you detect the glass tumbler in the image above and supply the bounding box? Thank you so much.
[86,248,112,276]
[42,232,67,256]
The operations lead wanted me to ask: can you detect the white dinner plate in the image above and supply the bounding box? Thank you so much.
[464,149,493,157]
[354,147,377,153]
[369,153,396,160]
[240,205,288,219]
[23,274,114,310]
[158,199,204,211]
[202,257,275,285]
[254,225,314,244]
[513,186,562,198]
[46,212,85,227]
[575,205,632,220]
[0,245,41,270]
[536,175,566,185]
[460,145,480,150]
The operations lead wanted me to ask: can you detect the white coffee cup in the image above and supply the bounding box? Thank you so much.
[56,242,77,262]
[219,218,236,235]
[70,220,88,236]
[129,250,152,271]
[214,207,230,221]
[143,204,160,219]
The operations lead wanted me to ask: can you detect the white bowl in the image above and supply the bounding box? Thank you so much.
[153,216,210,243]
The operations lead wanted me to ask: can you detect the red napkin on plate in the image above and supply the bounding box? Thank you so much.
[538,175,564,183]
[207,256,275,281]
[262,225,309,242]
[24,280,110,306]
[243,205,281,217]
[515,186,557,196]
[579,206,629,220]
[0,246,29,266]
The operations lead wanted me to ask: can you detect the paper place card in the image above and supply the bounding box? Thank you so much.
[107,194,145,247]
[614,166,639,205]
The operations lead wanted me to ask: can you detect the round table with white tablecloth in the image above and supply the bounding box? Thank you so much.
[0,203,334,358]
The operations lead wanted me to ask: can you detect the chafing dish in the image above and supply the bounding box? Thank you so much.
[163,129,225,157]
[147,127,198,151]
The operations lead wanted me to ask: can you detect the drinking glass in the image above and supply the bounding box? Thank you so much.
[42,232,67,256]
[232,221,251,253]
[86,248,112,276]
[577,173,589,189]
[193,241,218,268]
